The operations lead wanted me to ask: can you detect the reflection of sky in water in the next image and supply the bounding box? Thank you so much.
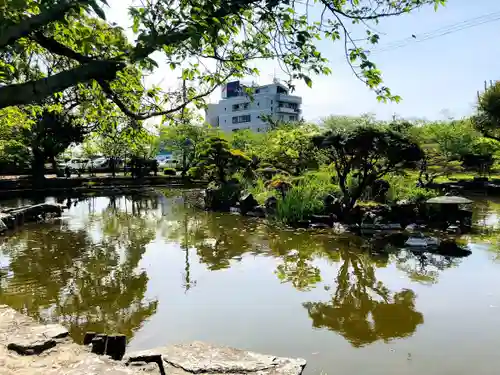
[1,193,500,375]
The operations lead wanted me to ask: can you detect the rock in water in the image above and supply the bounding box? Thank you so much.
[239,193,259,215]
[125,341,306,375]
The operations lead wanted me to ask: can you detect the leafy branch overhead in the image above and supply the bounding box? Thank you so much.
[0,0,446,117]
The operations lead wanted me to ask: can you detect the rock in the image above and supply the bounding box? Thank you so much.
[246,205,266,218]
[7,323,69,355]
[0,305,140,375]
[264,196,278,214]
[239,193,259,214]
[310,223,330,229]
[204,183,241,212]
[125,341,306,375]
[310,214,336,227]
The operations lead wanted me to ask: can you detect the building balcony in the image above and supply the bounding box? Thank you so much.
[277,106,301,114]
[277,94,302,103]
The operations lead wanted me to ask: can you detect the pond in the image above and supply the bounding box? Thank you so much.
[1,190,500,374]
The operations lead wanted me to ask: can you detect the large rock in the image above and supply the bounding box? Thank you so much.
[0,306,305,375]
[0,305,141,375]
[125,341,306,375]
[204,183,241,211]
[239,193,259,215]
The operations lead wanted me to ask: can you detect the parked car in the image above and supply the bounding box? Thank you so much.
[66,158,89,171]
[87,157,124,171]
[158,158,179,170]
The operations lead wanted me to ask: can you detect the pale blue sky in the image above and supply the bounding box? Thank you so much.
[107,0,500,121]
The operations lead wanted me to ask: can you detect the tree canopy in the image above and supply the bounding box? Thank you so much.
[0,0,446,119]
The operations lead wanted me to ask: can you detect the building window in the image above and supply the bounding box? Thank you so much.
[271,100,273,104]
[232,115,251,124]
[243,103,249,110]
[255,89,260,93]
[232,104,239,111]
[257,102,259,106]
[289,115,295,121]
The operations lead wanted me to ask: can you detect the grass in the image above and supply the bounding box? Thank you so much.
[236,165,492,224]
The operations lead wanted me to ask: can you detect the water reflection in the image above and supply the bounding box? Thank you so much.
[0,191,493,360]
[0,195,158,344]
[303,242,424,348]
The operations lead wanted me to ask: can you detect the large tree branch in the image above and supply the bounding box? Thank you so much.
[0,60,125,108]
[0,0,91,50]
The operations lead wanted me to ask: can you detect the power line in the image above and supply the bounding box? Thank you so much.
[371,11,500,53]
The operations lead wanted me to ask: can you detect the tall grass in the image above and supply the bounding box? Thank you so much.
[384,174,438,203]
[275,171,341,224]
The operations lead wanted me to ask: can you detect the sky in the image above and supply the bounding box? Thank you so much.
[105,0,500,122]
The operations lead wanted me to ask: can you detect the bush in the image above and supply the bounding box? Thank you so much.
[163,168,176,176]
[384,174,438,203]
[187,166,204,179]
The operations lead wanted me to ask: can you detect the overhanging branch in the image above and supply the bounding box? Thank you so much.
[0,0,91,50]
[0,60,125,108]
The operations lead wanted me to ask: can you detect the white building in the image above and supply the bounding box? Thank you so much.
[205,80,302,132]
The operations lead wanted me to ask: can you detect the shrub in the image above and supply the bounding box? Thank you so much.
[384,174,438,203]
[163,168,176,176]
[187,166,204,179]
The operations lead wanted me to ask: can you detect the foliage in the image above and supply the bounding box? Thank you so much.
[158,122,213,174]
[384,174,438,203]
[275,172,340,224]
[0,0,446,114]
[472,81,500,142]
[313,126,424,210]
[195,136,251,183]
[256,123,323,175]
[163,167,176,176]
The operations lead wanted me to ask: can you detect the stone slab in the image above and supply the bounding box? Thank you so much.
[126,341,306,375]
[0,305,306,375]
[0,305,140,375]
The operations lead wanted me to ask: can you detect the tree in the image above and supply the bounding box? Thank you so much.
[195,136,250,183]
[313,127,424,211]
[159,122,212,176]
[257,123,323,175]
[472,81,500,141]
[27,108,86,180]
[0,0,446,116]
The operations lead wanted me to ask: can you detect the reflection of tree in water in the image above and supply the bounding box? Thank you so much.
[303,237,425,347]
[161,203,265,271]
[267,231,339,292]
[393,250,461,285]
[0,197,158,344]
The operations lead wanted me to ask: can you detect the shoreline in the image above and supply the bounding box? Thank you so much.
[0,305,306,375]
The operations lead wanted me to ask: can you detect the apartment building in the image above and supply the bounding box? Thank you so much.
[205,80,302,132]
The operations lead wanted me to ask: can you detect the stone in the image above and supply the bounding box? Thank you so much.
[310,214,336,227]
[0,306,141,375]
[264,196,278,214]
[239,193,259,214]
[7,323,69,355]
[246,205,266,218]
[125,341,306,375]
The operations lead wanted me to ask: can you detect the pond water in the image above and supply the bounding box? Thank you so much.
[1,191,500,375]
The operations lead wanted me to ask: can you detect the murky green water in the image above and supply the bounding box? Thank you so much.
[1,191,500,374]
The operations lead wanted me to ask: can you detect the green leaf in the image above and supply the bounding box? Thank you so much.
[303,75,312,88]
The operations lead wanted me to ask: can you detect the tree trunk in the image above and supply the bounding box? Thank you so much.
[32,150,46,186]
